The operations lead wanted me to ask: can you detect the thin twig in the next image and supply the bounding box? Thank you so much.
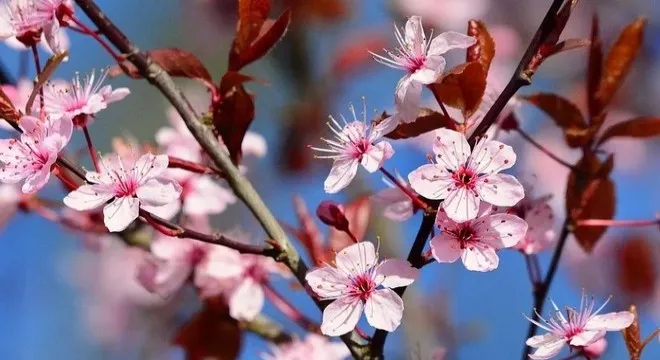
[263,282,320,333]
[82,126,100,171]
[241,314,293,344]
[516,128,575,170]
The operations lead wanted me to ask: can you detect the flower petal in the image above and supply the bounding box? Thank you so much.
[103,196,139,232]
[361,141,394,173]
[526,333,563,348]
[372,187,413,221]
[196,245,243,280]
[442,186,480,223]
[428,31,476,56]
[430,234,462,264]
[136,177,182,207]
[408,164,453,200]
[569,330,606,347]
[63,184,114,211]
[475,213,528,248]
[433,129,471,170]
[410,56,446,84]
[374,259,418,288]
[364,288,404,332]
[324,158,359,194]
[22,158,55,194]
[404,16,426,55]
[477,173,525,207]
[394,75,423,123]
[321,297,364,336]
[469,138,517,174]
[104,88,130,103]
[461,242,499,272]
[133,153,169,182]
[229,278,264,321]
[585,311,635,331]
[335,241,378,276]
[528,337,566,360]
[305,266,349,299]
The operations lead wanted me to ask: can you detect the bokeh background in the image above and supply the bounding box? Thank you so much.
[1,0,660,359]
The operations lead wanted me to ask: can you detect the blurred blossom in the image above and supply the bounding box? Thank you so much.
[261,334,350,360]
[507,184,556,255]
[0,183,20,231]
[371,172,416,221]
[583,338,607,359]
[393,0,491,30]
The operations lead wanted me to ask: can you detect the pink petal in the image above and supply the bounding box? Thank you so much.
[430,234,462,264]
[526,333,563,347]
[133,153,169,182]
[103,196,139,232]
[410,56,446,84]
[324,158,359,194]
[433,128,471,170]
[136,254,191,298]
[585,311,635,331]
[22,158,55,194]
[528,337,566,360]
[136,177,182,207]
[477,173,525,207]
[394,75,422,123]
[427,31,476,56]
[364,288,404,332]
[228,278,264,321]
[183,176,236,215]
[320,297,364,336]
[18,115,41,134]
[371,116,398,139]
[372,187,413,221]
[468,138,516,174]
[408,164,453,200]
[63,184,114,211]
[154,127,179,148]
[475,213,528,248]
[242,131,267,158]
[196,245,243,280]
[442,187,480,222]
[360,141,394,173]
[404,16,426,55]
[518,201,555,254]
[105,88,130,104]
[42,19,64,54]
[141,201,180,220]
[374,259,418,288]
[335,242,378,276]
[569,330,606,347]
[461,243,499,272]
[305,266,349,299]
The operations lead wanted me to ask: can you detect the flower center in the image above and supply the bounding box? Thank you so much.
[350,273,376,301]
[452,166,476,189]
[189,246,207,266]
[113,174,139,197]
[350,139,371,160]
[406,55,427,73]
[454,225,477,249]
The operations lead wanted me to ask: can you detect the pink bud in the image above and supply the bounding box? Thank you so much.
[316,200,349,232]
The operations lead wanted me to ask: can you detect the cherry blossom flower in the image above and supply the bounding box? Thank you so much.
[0,0,73,53]
[394,0,491,29]
[306,241,418,336]
[311,102,397,193]
[0,114,73,193]
[371,16,475,123]
[261,334,350,360]
[430,203,527,272]
[371,172,416,221]
[408,128,524,222]
[63,153,182,232]
[508,192,555,255]
[431,347,447,360]
[0,184,20,231]
[524,293,634,360]
[44,69,130,128]
[0,78,32,130]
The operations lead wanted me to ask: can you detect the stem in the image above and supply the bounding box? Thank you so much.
[379,167,432,214]
[30,45,45,116]
[168,155,222,176]
[578,218,660,228]
[524,254,542,289]
[72,1,368,356]
[82,126,100,171]
[69,16,122,62]
[370,214,436,356]
[428,84,451,119]
[262,282,320,333]
[516,128,575,170]
[241,314,293,344]
[641,328,660,351]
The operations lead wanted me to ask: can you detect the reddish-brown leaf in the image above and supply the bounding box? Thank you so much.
[291,195,326,264]
[622,305,641,358]
[212,72,256,164]
[596,117,660,146]
[109,48,213,85]
[234,0,272,53]
[566,155,616,252]
[327,196,371,254]
[466,20,495,74]
[587,15,603,121]
[432,62,486,118]
[547,0,579,46]
[173,300,242,360]
[615,236,657,300]
[332,32,388,77]
[545,38,591,57]
[595,17,646,111]
[291,0,348,23]
[0,87,18,125]
[521,93,592,148]
[383,108,457,140]
[229,9,292,71]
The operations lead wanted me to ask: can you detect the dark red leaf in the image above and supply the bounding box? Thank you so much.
[212,72,256,164]
[173,299,242,360]
[327,196,371,253]
[587,15,603,121]
[595,17,646,111]
[615,236,657,300]
[544,38,590,58]
[383,108,457,140]
[229,9,292,71]
[546,0,579,46]
[290,0,348,23]
[466,20,495,74]
[234,0,272,53]
[0,87,18,125]
[596,117,660,146]
[431,61,486,119]
[521,93,592,148]
[109,48,213,85]
[291,195,326,264]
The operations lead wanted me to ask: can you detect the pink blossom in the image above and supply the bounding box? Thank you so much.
[44,69,130,128]
[261,334,350,360]
[0,114,73,193]
[431,347,447,360]
[393,0,491,29]
[63,153,182,232]
[408,128,524,222]
[0,184,20,231]
[0,78,32,130]
[371,172,415,221]
[306,241,418,335]
[508,192,555,255]
[430,203,527,272]
[0,0,73,53]
[583,338,607,358]
[371,16,475,123]
[525,293,634,360]
[311,102,397,193]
